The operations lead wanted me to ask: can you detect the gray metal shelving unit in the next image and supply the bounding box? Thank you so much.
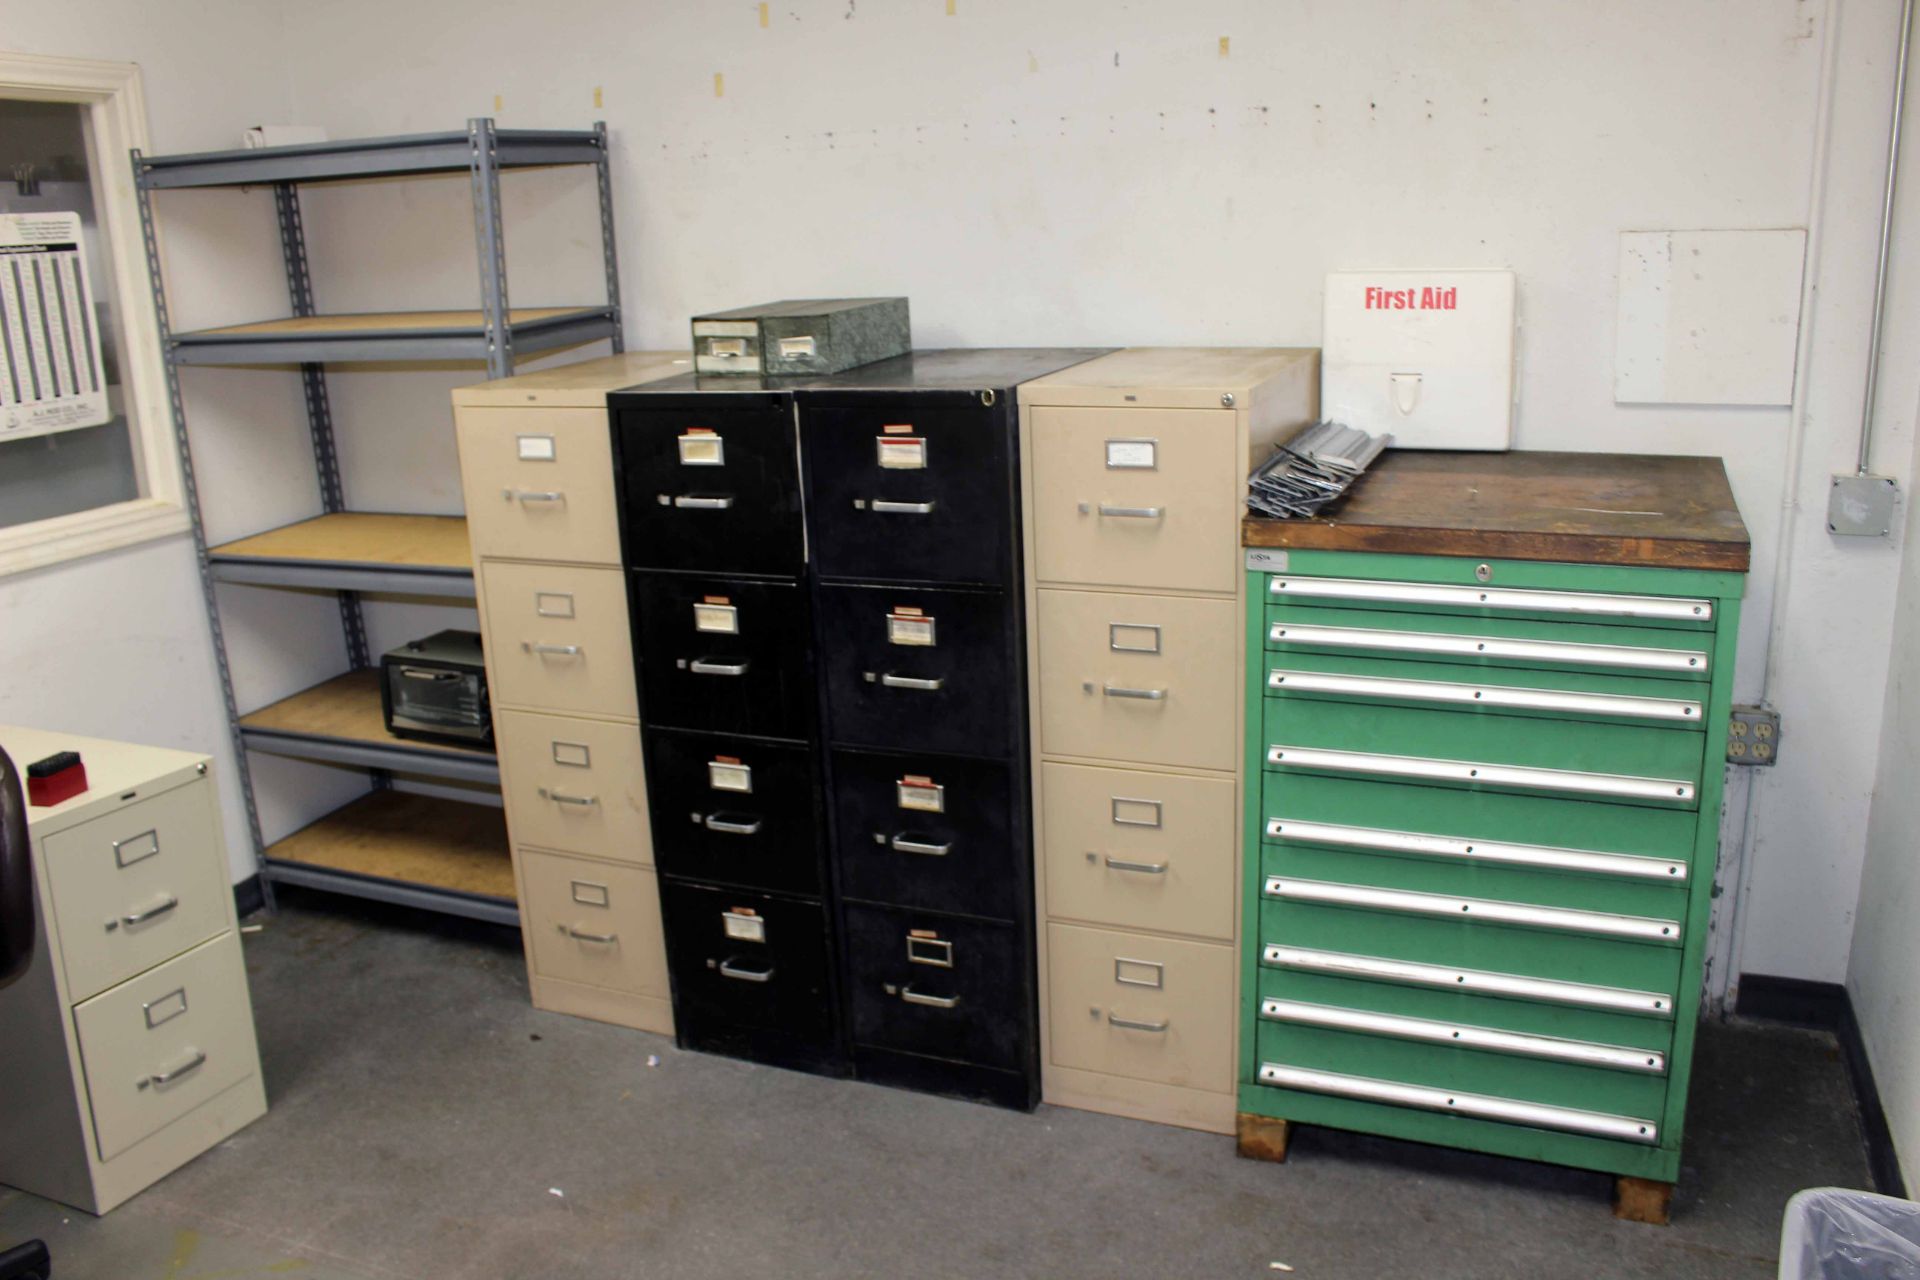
[133,118,624,927]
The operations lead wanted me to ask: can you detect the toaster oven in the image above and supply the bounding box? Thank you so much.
[380,630,492,748]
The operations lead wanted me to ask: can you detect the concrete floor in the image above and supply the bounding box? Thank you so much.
[0,892,1873,1279]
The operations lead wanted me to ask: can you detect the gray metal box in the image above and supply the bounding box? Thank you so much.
[691,297,910,377]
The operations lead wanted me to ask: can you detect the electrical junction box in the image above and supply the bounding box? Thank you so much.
[1322,269,1518,450]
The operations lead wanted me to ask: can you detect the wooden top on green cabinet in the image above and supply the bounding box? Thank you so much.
[1242,452,1749,572]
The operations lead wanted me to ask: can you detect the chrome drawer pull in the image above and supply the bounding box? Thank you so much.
[1265,745,1696,804]
[1108,1012,1169,1033]
[563,926,618,944]
[1266,669,1702,723]
[1103,684,1166,701]
[1098,504,1164,519]
[1256,1063,1659,1144]
[509,489,565,503]
[1103,855,1168,875]
[539,789,599,807]
[139,1049,207,1090]
[1268,575,1713,623]
[526,643,582,657]
[672,495,733,510]
[705,814,763,836]
[1261,944,1675,1017]
[890,835,951,856]
[1268,622,1708,675]
[118,896,179,929]
[871,499,935,514]
[1265,817,1688,881]
[879,673,944,691]
[718,960,774,983]
[1264,876,1683,943]
[689,658,749,676]
[1258,998,1667,1074]
[900,986,960,1009]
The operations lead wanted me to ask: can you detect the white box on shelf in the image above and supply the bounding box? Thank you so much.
[1322,269,1518,451]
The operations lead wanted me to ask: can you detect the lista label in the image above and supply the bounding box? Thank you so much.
[693,598,739,634]
[1105,439,1157,470]
[678,429,725,466]
[722,909,765,942]
[887,608,935,647]
[516,434,556,461]
[708,758,753,793]
[876,435,927,469]
[897,775,945,813]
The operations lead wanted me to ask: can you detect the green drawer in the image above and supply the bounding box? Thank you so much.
[1258,887,1686,992]
[1264,651,1709,730]
[1262,571,1718,634]
[1263,836,1689,943]
[1244,1013,1666,1136]
[1267,603,1714,683]
[1263,699,1705,808]
[1256,956,1675,1053]
[1262,773,1697,892]
[1253,1020,1667,1145]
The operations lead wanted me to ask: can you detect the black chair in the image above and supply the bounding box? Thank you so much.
[0,746,51,1280]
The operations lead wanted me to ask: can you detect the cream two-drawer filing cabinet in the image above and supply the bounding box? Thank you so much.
[452,353,687,1033]
[0,726,265,1214]
[1018,348,1319,1132]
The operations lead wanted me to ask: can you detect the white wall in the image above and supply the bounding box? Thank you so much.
[263,0,1914,988]
[3,6,293,880]
[13,0,1918,979]
[1848,61,1920,1179]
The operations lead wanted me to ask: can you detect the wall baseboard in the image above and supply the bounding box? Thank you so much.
[1738,973,1906,1199]
[232,873,265,919]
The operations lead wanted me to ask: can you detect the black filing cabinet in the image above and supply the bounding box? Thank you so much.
[612,351,1104,1105]
[613,378,842,1076]
[799,348,1104,1110]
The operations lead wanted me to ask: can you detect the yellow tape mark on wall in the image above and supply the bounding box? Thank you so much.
[1219,36,1230,57]
[593,86,604,108]
[946,0,956,13]
[759,3,769,27]
[493,93,504,111]
[715,72,726,97]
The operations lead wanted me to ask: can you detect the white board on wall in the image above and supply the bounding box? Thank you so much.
[1614,228,1806,406]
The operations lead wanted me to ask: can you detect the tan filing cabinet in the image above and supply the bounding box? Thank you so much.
[0,726,266,1214]
[1017,348,1318,1133]
[453,353,687,1034]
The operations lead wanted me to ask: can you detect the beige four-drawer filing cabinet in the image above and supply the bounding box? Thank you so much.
[1017,349,1319,1132]
[452,353,688,1033]
[0,726,266,1213]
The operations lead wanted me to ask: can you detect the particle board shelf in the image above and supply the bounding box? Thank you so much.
[135,126,606,190]
[264,790,518,926]
[169,307,618,366]
[240,670,498,785]
[208,512,475,596]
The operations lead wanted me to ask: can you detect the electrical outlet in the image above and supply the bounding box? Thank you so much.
[1728,705,1781,766]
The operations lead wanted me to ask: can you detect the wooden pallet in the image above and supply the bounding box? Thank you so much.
[1235,1113,1676,1224]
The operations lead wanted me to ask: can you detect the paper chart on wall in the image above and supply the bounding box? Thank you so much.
[0,212,110,442]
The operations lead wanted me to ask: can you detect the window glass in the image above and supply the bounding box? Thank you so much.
[0,98,141,529]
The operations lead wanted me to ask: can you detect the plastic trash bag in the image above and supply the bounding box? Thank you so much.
[1780,1188,1920,1279]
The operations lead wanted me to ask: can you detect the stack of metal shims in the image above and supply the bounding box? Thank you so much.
[1246,420,1392,518]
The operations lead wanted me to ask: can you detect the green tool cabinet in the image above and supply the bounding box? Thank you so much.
[1235,451,1750,1217]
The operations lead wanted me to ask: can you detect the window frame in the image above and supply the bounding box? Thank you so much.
[0,53,188,577]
